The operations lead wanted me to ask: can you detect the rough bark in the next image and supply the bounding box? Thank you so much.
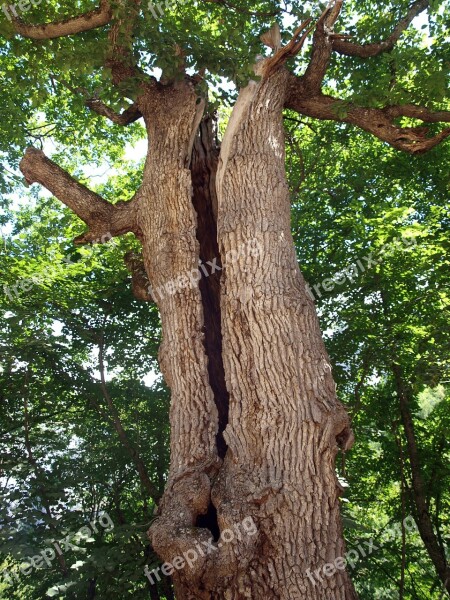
[285,84,450,154]
[137,80,223,595]
[209,62,356,599]
[136,79,218,476]
[142,57,358,599]
[20,148,139,244]
[124,251,154,302]
[19,59,358,600]
[14,2,450,598]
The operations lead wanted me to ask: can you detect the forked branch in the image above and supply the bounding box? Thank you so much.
[261,1,343,84]
[86,99,143,125]
[20,147,140,243]
[261,18,314,77]
[301,0,344,92]
[285,81,450,154]
[11,0,112,40]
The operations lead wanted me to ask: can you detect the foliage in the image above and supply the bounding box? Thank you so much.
[286,114,450,599]
[0,0,449,597]
[0,195,170,598]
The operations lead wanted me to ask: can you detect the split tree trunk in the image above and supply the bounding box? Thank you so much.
[20,58,358,600]
[15,4,450,597]
[146,67,356,599]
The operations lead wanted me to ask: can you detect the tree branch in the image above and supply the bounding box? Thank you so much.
[86,98,143,125]
[300,0,344,92]
[383,104,450,123]
[285,78,450,153]
[206,0,278,18]
[19,147,139,243]
[106,0,142,87]
[261,17,314,78]
[11,0,112,40]
[332,0,429,58]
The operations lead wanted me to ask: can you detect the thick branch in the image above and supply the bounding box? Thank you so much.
[383,104,450,123]
[20,147,139,243]
[301,0,344,91]
[332,0,429,58]
[86,99,143,125]
[285,79,450,153]
[11,0,111,40]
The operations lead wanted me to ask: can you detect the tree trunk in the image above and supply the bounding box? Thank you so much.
[146,68,357,599]
[392,363,450,593]
[379,286,450,594]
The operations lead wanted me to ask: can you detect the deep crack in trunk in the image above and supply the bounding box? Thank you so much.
[190,114,230,460]
[147,73,357,599]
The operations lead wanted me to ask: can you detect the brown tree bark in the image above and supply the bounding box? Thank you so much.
[147,62,356,599]
[14,2,450,598]
[211,64,355,600]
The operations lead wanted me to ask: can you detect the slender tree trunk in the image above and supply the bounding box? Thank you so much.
[379,285,449,594]
[23,371,69,576]
[97,336,161,502]
[392,363,450,594]
[162,575,175,600]
[87,578,97,599]
[148,580,160,600]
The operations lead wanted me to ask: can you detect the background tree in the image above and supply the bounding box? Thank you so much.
[0,197,171,598]
[0,0,449,598]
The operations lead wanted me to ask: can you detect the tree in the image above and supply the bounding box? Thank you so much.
[1,0,449,597]
[0,200,171,598]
